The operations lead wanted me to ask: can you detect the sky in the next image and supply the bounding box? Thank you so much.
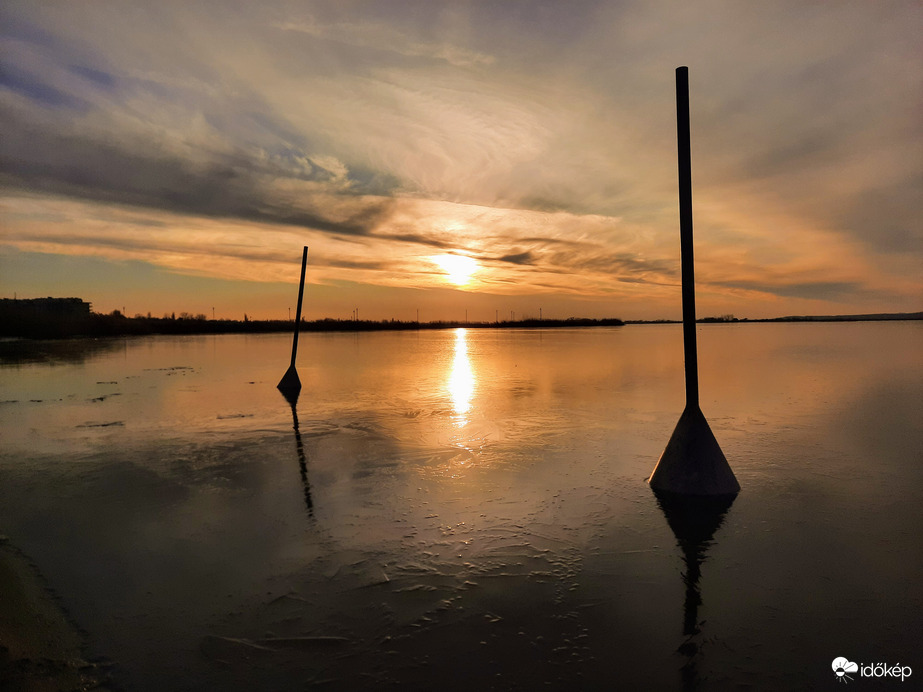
[1,0,920,321]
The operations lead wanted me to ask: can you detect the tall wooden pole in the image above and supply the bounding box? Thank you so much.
[289,246,308,367]
[278,246,308,393]
[648,68,739,496]
[676,66,699,408]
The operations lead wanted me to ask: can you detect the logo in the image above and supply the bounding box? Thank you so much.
[831,657,913,684]
[833,658,859,683]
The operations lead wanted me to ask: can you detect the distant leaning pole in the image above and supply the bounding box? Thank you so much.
[648,67,740,496]
[278,246,309,394]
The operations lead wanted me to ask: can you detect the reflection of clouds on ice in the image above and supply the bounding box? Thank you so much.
[448,328,474,424]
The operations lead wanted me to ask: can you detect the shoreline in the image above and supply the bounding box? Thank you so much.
[0,537,110,691]
[1,310,921,342]
[1,316,627,340]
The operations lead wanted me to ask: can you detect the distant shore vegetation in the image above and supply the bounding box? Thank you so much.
[1,298,919,340]
[0,298,625,339]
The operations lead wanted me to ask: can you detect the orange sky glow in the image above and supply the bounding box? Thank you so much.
[1,1,920,321]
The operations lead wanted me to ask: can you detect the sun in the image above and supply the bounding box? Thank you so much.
[432,254,478,286]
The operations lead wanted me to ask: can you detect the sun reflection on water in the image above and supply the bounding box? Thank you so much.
[448,328,475,424]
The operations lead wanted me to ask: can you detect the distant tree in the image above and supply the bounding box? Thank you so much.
[701,314,738,323]
[194,313,207,321]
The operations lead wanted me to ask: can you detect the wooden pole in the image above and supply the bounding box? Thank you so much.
[648,68,739,496]
[278,246,308,392]
[676,66,699,408]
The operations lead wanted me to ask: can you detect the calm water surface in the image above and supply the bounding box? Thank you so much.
[1,323,921,690]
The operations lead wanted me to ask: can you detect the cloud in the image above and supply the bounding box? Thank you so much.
[0,101,395,236]
[835,175,923,255]
[0,0,920,317]
[713,279,869,302]
[274,17,495,68]
[497,251,536,265]
[0,62,85,108]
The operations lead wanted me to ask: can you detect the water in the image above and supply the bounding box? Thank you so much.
[1,323,921,690]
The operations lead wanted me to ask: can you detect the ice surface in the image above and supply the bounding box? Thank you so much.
[0,323,921,690]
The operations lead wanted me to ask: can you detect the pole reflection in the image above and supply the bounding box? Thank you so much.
[654,490,736,691]
[448,328,475,425]
[279,388,314,518]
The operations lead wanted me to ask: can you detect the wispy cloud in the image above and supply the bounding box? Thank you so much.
[274,17,495,68]
[1,0,920,317]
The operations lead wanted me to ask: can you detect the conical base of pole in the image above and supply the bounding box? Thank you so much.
[277,364,302,395]
[649,405,740,496]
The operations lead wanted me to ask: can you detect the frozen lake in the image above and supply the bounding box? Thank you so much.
[1,322,921,690]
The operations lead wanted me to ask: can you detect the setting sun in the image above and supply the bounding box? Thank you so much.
[432,254,478,286]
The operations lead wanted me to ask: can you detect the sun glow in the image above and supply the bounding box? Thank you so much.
[433,254,478,286]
